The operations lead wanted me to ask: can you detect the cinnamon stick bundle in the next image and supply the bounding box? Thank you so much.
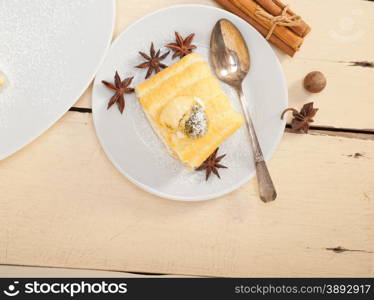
[254,0,311,37]
[214,0,311,56]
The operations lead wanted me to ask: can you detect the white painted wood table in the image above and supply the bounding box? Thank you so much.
[0,0,373,277]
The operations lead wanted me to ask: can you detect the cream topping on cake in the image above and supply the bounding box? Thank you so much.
[159,96,208,139]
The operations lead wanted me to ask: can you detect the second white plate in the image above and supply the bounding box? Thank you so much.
[0,0,115,160]
[92,5,287,201]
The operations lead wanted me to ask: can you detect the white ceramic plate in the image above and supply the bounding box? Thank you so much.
[92,5,287,201]
[0,0,115,159]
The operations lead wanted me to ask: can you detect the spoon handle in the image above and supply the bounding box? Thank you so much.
[236,86,277,202]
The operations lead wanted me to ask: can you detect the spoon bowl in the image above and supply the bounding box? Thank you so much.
[210,19,250,85]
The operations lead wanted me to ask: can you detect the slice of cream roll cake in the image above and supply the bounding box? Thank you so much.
[135,53,244,169]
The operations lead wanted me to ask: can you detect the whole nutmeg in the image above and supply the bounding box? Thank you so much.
[303,71,327,93]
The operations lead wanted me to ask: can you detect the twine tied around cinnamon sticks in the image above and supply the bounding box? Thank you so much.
[255,5,302,40]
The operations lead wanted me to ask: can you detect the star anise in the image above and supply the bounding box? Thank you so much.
[196,148,227,181]
[166,32,197,59]
[101,71,134,114]
[135,43,169,79]
[281,102,319,133]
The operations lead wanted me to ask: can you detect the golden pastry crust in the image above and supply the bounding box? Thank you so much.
[136,53,244,169]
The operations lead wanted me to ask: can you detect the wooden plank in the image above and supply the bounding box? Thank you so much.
[75,60,374,130]
[288,0,374,61]
[0,111,373,277]
[73,0,374,131]
[0,265,186,278]
[283,59,374,130]
[288,128,374,141]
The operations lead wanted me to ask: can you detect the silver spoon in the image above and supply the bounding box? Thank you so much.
[210,19,276,202]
